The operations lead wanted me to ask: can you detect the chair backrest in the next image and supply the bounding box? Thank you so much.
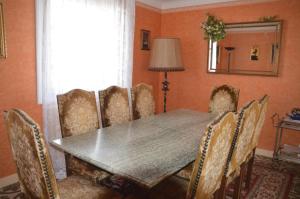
[209,85,239,114]
[131,83,155,120]
[227,100,260,176]
[99,86,130,127]
[251,95,269,149]
[3,109,60,199]
[57,89,99,137]
[186,111,238,199]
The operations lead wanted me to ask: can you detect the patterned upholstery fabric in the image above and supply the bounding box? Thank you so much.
[4,109,59,198]
[209,85,239,115]
[3,109,118,199]
[131,83,155,120]
[186,112,238,199]
[57,89,109,183]
[227,100,260,177]
[57,89,99,137]
[251,95,269,149]
[99,86,130,127]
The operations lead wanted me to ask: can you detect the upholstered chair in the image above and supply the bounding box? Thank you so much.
[131,83,155,120]
[224,100,260,198]
[209,85,240,115]
[251,95,269,150]
[57,89,109,183]
[3,109,118,199]
[99,86,131,127]
[244,95,269,189]
[186,111,238,199]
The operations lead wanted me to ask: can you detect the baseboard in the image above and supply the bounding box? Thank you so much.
[0,174,18,188]
[256,148,273,158]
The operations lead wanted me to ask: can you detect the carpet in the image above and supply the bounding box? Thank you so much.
[1,155,300,199]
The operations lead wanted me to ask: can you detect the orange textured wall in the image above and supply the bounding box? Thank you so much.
[133,5,161,113]
[0,0,42,178]
[161,0,300,150]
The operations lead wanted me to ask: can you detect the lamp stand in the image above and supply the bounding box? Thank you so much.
[162,72,169,113]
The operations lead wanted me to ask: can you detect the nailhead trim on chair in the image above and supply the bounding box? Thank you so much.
[13,109,55,199]
[190,111,229,198]
[224,110,244,176]
[223,100,254,176]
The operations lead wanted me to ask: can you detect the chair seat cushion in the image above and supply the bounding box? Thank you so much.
[58,176,119,199]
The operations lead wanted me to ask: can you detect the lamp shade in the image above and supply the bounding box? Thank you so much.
[149,38,184,72]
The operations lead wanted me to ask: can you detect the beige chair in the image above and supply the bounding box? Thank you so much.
[131,83,155,120]
[3,109,119,199]
[99,86,131,127]
[244,95,269,189]
[186,111,238,199]
[223,100,260,199]
[128,111,238,199]
[57,89,110,183]
[209,85,240,115]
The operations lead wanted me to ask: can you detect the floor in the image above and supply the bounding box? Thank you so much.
[0,155,300,199]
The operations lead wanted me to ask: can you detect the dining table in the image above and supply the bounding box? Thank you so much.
[51,109,217,189]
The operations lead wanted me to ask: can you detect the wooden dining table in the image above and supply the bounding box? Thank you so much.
[51,109,216,189]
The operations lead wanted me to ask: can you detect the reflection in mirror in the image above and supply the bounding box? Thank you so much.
[208,21,282,76]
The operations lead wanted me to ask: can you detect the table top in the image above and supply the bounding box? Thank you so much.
[51,109,216,188]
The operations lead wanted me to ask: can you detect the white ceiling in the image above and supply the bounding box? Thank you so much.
[136,0,271,10]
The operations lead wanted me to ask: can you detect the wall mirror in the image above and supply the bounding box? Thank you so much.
[207,21,282,76]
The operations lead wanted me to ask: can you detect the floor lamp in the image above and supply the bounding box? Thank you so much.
[148,38,185,113]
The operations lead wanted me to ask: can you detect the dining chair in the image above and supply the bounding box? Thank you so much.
[131,83,155,120]
[223,100,260,199]
[209,85,240,115]
[186,111,238,199]
[57,89,110,183]
[244,95,269,189]
[99,86,131,127]
[3,109,119,199]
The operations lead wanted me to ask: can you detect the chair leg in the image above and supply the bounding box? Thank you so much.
[245,148,256,190]
[233,163,246,199]
[217,176,227,199]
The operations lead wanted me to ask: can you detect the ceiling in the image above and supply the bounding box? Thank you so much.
[136,0,272,10]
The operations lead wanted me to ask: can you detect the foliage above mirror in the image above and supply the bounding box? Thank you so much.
[202,14,226,42]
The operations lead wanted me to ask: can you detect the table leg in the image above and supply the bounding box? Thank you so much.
[273,126,280,159]
[278,127,283,152]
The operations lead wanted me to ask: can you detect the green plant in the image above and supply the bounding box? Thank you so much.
[202,14,226,42]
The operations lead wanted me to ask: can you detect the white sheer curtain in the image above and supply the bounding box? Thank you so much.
[36,0,135,178]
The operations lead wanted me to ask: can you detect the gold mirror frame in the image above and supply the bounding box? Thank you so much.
[0,2,6,58]
[207,21,282,76]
